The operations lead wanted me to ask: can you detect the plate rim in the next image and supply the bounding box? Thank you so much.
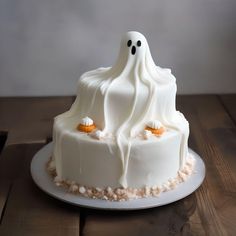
[30,142,205,210]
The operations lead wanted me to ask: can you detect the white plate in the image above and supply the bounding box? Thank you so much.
[31,143,205,210]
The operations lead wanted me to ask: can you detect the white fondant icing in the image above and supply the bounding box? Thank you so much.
[53,31,190,189]
[81,116,93,126]
[146,120,163,129]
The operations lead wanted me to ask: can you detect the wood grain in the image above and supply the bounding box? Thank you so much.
[0,143,45,225]
[83,194,197,236]
[220,94,236,123]
[0,180,11,223]
[0,97,74,145]
[0,143,80,236]
[0,131,7,154]
[0,179,80,236]
[177,95,236,236]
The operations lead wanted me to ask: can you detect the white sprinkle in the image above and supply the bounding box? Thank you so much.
[102,196,108,200]
[143,130,152,140]
[144,186,151,195]
[95,187,102,192]
[79,186,86,194]
[106,187,113,193]
[91,130,105,140]
[162,183,170,192]
[151,185,157,190]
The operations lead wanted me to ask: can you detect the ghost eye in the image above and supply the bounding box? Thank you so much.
[137,40,141,47]
[127,40,132,47]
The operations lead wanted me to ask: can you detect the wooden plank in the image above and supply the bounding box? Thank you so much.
[177,95,236,236]
[83,95,236,236]
[0,179,80,236]
[0,143,45,180]
[220,94,236,123]
[0,143,45,225]
[0,97,74,145]
[0,143,80,236]
[0,131,7,154]
[177,95,236,187]
[83,194,197,236]
[0,180,11,223]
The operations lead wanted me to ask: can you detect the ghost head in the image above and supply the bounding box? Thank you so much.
[110,31,174,84]
[122,31,148,57]
[112,32,151,72]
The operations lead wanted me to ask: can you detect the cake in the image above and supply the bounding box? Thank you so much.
[48,31,195,201]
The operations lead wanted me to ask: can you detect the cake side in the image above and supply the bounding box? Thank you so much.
[53,126,182,188]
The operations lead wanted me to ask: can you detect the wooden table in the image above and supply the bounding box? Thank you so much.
[0,95,235,236]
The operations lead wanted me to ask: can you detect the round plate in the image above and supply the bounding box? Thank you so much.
[31,143,205,210]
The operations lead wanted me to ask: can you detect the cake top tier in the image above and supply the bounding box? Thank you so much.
[57,31,180,137]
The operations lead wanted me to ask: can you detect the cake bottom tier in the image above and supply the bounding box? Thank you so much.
[53,128,185,189]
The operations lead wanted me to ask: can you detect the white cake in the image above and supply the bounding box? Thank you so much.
[49,31,194,201]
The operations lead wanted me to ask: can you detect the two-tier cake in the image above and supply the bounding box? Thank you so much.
[47,31,195,201]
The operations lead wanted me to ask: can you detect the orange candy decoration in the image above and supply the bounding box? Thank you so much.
[77,123,96,133]
[145,126,165,136]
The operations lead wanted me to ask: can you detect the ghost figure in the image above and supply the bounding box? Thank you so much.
[55,31,189,188]
[105,31,175,85]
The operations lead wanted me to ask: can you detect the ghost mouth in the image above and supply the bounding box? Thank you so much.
[131,46,136,55]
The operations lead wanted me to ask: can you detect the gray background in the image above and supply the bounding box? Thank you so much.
[0,0,235,96]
